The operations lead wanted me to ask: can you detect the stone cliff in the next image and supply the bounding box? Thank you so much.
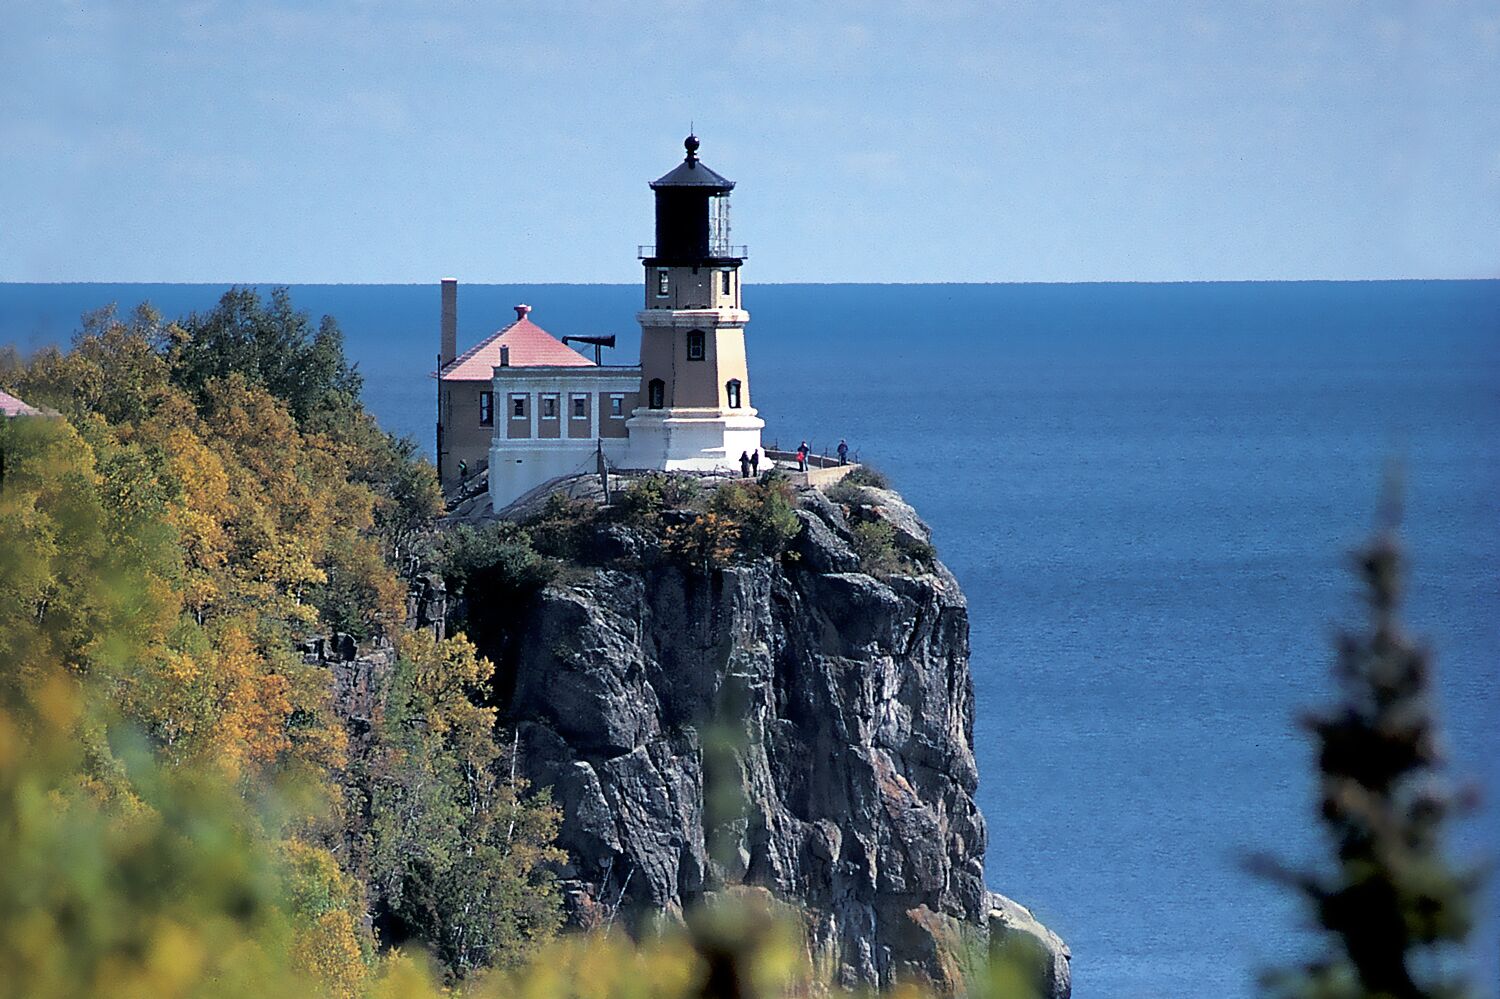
[463,475,1069,996]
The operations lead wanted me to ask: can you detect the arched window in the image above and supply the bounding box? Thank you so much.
[686,329,706,361]
[725,379,742,409]
[648,378,665,409]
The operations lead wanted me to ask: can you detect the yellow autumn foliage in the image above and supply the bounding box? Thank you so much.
[0,295,1040,999]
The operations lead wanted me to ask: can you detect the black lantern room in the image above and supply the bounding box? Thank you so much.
[644,135,743,267]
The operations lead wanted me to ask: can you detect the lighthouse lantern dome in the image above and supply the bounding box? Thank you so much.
[647,134,739,265]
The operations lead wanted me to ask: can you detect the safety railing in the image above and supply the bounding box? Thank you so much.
[637,244,749,259]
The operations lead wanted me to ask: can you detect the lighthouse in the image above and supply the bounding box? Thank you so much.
[627,134,764,470]
[445,135,769,510]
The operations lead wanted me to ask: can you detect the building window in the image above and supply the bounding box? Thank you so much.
[541,395,558,419]
[721,270,731,295]
[648,378,665,409]
[657,269,669,297]
[609,395,624,417]
[725,379,742,409]
[479,391,494,426]
[686,329,706,361]
[510,394,527,419]
[571,394,588,419]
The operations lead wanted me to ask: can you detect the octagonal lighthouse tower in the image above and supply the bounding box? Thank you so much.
[627,135,764,470]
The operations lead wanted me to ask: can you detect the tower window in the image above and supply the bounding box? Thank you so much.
[726,379,742,409]
[571,394,588,419]
[648,378,665,409]
[479,391,494,426]
[541,395,558,419]
[721,270,731,295]
[686,329,706,361]
[657,269,669,297]
[609,395,624,417]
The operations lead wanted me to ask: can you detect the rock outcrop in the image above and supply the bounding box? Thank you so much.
[476,476,1068,995]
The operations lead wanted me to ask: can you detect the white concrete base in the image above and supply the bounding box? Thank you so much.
[625,407,765,471]
[488,439,631,511]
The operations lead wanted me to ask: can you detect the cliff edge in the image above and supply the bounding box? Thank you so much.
[465,474,1069,996]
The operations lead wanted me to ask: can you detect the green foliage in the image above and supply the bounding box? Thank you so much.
[0,289,487,997]
[310,405,443,569]
[310,531,400,641]
[634,475,803,573]
[364,632,565,978]
[1253,525,1480,999]
[0,290,1055,998]
[439,520,556,604]
[824,477,867,508]
[615,472,701,528]
[171,287,362,423]
[0,414,337,999]
[707,477,801,559]
[437,520,557,667]
[11,304,177,427]
[525,492,602,562]
[849,519,902,577]
[842,464,889,489]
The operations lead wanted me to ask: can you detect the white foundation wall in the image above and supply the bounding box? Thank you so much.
[624,408,765,471]
[488,439,631,511]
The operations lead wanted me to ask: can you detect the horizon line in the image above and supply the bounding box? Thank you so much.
[2,277,1497,288]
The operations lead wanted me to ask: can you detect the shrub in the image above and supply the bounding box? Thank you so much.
[843,465,889,489]
[437,522,557,659]
[849,520,902,577]
[439,521,555,598]
[524,491,601,562]
[709,477,802,558]
[664,512,741,572]
[824,477,868,508]
[616,472,702,528]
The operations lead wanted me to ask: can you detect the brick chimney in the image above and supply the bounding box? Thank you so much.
[440,278,457,366]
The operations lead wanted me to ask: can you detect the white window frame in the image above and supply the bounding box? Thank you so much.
[570,394,589,419]
[509,393,528,419]
[540,394,559,420]
[609,394,625,418]
[686,329,706,362]
[656,269,670,297]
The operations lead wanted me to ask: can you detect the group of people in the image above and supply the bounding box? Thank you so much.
[737,438,851,478]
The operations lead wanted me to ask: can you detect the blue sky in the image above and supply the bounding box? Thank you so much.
[2,2,1497,283]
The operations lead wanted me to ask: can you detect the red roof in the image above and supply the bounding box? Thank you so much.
[439,306,594,381]
[0,389,44,417]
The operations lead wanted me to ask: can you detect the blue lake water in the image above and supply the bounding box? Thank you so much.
[3,280,1497,998]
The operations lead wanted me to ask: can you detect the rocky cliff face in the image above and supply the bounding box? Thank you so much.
[478,477,1068,996]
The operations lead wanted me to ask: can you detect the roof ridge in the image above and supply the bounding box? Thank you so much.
[439,314,596,380]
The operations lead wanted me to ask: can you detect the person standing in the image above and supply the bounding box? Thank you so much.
[837,439,849,466]
[796,440,809,472]
[739,450,751,478]
[750,449,760,475]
